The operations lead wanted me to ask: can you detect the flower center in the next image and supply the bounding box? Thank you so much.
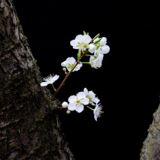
[76,100,80,103]
[83,44,87,48]
[77,42,88,49]
[68,64,75,69]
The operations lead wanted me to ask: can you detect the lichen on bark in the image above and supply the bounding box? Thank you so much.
[0,0,74,159]
[140,104,160,160]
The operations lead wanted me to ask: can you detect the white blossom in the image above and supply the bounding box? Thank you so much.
[100,37,107,45]
[40,74,59,86]
[94,37,110,54]
[68,92,89,113]
[96,45,110,55]
[88,44,96,53]
[89,53,104,69]
[83,88,100,106]
[93,103,103,121]
[61,57,82,72]
[62,101,68,108]
[70,34,92,51]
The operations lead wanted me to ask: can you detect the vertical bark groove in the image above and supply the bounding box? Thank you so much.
[0,0,74,159]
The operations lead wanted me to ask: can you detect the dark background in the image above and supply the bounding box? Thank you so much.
[13,0,160,159]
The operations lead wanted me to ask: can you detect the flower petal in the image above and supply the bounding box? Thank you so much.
[94,114,98,121]
[81,98,89,105]
[61,61,67,67]
[68,95,77,103]
[102,45,110,54]
[90,102,96,106]
[68,103,76,111]
[73,63,82,71]
[83,88,88,95]
[66,57,76,64]
[75,35,83,41]
[70,40,78,48]
[93,97,100,103]
[89,56,94,62]
[75,104,84,113]
[89,91,95,99]
[52,75,59,81]
[100,37,107,45]
[40,82,49,86]
[77,92,86,99]
[83,35,92,43]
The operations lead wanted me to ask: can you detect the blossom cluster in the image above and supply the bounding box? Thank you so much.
[40,32,109,121]
[62,88,103,121]
[61,33,110,71]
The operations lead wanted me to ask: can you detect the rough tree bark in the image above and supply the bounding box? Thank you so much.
[140,103,160,160]
[0,0,74,159]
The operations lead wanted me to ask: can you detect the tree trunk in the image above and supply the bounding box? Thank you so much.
[140,103,160,160]
[0,0,74,159]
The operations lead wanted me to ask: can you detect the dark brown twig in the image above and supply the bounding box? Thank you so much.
[51,49,88,101]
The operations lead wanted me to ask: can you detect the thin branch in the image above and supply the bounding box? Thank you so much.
[51,49,88,100]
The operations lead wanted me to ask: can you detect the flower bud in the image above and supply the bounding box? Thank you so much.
[66,110,71,114]
[62,68,66,72]
[88,44,96,53]
[62,101,68,108]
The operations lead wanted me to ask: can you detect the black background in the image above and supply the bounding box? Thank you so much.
[13,0,160,159]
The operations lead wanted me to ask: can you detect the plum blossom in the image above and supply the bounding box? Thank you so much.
[94,37,110,54]
[93,103,103,121]
[40,74,59,86]
[89,53,104,69]
[61,57,82,72]
[83,88,100,105]
[68,92,89,113]
[70,34,92,51]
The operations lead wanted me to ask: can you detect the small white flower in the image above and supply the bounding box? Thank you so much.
[96,45,110,55]
[88,44,96,53]
[93,103,103,121]
[61,57,82,72]
[70,34,92,51]
[68,92,89,113]
[83,88,100,106]
[100,37,107,45]
[40,74,59,86]
[89,53,104,69]
[94,37,110,55]
[62,101,68,108]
